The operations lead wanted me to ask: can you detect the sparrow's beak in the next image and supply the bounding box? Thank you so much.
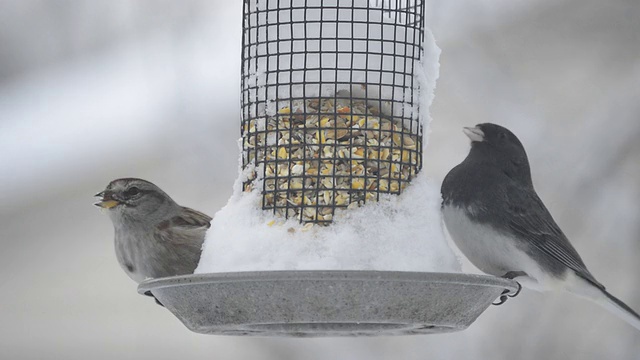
[94,190,120,209]
[463,126,485,142]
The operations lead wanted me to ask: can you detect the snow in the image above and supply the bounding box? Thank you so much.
[195,2,460,274]
[416,28,442,142]
[196,160,460,272]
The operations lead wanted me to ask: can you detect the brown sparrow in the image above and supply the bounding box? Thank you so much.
[95,178,211,283]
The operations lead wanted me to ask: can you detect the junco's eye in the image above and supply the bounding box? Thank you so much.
[124,187,141,198]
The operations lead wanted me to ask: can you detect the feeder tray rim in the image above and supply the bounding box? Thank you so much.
[138,270,517,294]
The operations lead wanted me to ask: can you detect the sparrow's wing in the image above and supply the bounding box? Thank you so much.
[504,185,603,288]
[154,207,212,245]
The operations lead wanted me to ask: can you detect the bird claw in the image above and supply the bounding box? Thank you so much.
[492,291,510,306]
[509,282,522,298]
[492,287,517,306]
[144,290,164,307]
[492,272,524,306]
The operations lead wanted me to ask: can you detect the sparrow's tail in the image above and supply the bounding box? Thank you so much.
[596,288,640,331]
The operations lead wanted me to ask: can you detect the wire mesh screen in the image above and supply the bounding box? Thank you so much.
[241,0,425,224]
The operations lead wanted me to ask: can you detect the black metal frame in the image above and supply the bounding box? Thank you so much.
[241,0,425,224]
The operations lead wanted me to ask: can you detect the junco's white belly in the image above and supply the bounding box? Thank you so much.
[442,204,562,291]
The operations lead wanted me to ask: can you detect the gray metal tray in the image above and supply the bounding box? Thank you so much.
[138,271,517,337]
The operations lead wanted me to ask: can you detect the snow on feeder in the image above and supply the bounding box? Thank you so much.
[138,0,517,337]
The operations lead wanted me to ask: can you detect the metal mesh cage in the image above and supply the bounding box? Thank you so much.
[241,0,425,224]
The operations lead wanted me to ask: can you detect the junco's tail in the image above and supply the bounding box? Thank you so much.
[567,274,640,330]
[596,288,640,331]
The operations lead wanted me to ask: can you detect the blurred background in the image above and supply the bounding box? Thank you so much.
[1,0,639,359]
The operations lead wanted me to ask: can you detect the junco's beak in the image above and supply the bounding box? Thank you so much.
[463,126,485,142]
[94,190,120,209]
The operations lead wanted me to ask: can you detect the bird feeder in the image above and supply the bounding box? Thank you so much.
[139,0,517,337]
[240,0,424,223]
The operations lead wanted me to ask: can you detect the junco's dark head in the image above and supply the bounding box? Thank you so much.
[95,178,178,221]
[463,123,532,185]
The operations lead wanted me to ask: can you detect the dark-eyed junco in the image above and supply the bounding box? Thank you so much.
[441,123,640,330]
[95,178,211,283]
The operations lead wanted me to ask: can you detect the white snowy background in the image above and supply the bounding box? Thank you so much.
[1,0,639,359]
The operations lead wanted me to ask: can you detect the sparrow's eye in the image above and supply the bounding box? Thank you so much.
[124,187,141,198]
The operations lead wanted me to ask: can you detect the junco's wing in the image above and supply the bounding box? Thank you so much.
[154,207,212,245]
[504,184,604,288]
